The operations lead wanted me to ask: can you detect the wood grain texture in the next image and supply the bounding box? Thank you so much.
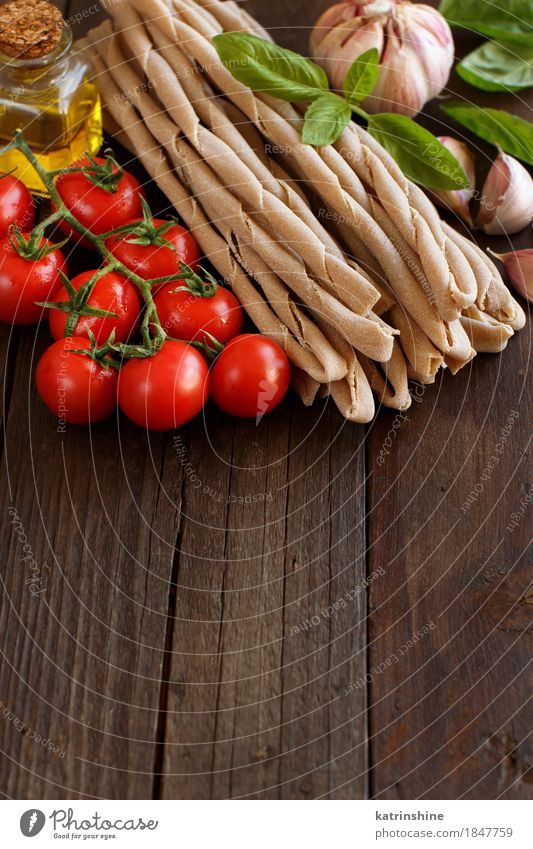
[367,9,533,801]
[0,0,530,801]
[160,402,367,800]
[0,330,185,798]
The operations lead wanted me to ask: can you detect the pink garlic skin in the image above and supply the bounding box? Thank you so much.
[310,0,455,116]
[430,136,476,227]
[476,151,533,236]
[490,249,533,303]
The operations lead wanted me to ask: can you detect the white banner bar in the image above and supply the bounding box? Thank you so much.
[4,800,532,848]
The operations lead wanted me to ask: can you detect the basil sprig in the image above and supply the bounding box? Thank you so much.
[212,34,469,190]
[343,47,380,106]
[367,115,471,189]
[212,33,329,101]
[441,102,533,166]
[302,94,352,146]
[457,40,533,92]
[439,0,533,46]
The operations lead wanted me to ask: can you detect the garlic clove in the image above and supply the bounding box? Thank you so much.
[488,248,533,303]
[367,26,429,116]
[476,150,533,236]
[429,136,476,226]
[311,15,385,92]
[311,0,454,116]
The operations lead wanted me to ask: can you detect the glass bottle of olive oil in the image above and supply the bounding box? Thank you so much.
[0,4,102,195]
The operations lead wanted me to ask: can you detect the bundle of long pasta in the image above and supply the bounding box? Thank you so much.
[80,0,525,423]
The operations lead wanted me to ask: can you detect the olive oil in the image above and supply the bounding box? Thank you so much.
[0,27,102,195]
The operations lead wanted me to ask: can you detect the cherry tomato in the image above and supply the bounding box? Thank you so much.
[54,157,144,244]
[210,334,290,419]
[36,337,118,424]
[0,235,66,325]
[106,219,201,289]
[0,174,35,238]
[118,340,209,431]
[154,283,243,345]
[48,269,140,344]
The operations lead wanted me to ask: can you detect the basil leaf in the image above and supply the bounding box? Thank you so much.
[441,102,533,166]
[212,33,329,102]
[366,114,470,190]
[302,94,352,146]
[343,48,380,104]
[439,0,533,46]
[457,40,533,91]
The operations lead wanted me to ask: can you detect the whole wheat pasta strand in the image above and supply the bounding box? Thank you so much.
[108,32,386,349]
[144,22,351,266]
[311,316,376,423]
[389,305,443,384]
[368,197,473,360]
[126,2,448,323]
[291,368,320,407]
[443,235,478,309]
[335,128,460,321]
[192,0,273,40]
[444,350,476,375]
[470,245,526,331]
[230,238,348,382]
[169,0,521,338]
[275,76,472,322]
[359,341,412,411]
[99,31,395,360]
[442,223,525,330]
[442,222,492,307]
[338,123,478,314]
[82,31,345,388]
[220,98,311,204]
[112,3,381,316]
[460,308,514,353]
[168,132,396,359]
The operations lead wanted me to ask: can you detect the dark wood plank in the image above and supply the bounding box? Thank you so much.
[160,401,368,799]
[368,333,532,799]
[0,0,530,803]
[148,0,369,800]
[0,329,185,798]
[368,11,533,800]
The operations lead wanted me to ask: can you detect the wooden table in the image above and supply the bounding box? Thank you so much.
[0,0,531,800]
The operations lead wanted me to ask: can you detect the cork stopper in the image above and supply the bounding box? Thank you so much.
[0,0,64,59]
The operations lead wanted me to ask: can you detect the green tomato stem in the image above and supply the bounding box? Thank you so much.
[9,134,172,352]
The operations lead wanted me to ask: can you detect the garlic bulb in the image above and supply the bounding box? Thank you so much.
[310,0,454,116]
[430,137,476,226]
[476,151,533,236]
[488,248,533,303]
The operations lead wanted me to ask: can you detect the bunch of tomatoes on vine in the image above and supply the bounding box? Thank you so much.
[0,137,290,431]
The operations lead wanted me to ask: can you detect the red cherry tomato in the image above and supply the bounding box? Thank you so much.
[54,158,144,244]
[0,235,66,325]
[106,219,201,290]
[154,283,243,345]
[48,269,140,344]
[118,340,210,431]
[36,337,118,424]
[0,174,35,238]
[210,334,290,419]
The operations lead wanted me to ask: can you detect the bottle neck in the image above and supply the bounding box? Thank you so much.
[0,26,72,87]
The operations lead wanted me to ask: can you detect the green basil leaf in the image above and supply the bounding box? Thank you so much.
[439,0,533,45]
[302,94,352,146]
[441,102,533,166]
[366,114,470,190]
[343,48,380,104]
[457,40,533,91]
[212,33,329,102]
